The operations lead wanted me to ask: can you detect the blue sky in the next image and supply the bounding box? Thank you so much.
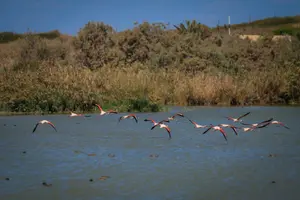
[1,0,299,35]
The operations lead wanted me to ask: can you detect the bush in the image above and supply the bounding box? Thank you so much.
[0,32,22,43]
[273,27,300,36]
[73,22,116,69]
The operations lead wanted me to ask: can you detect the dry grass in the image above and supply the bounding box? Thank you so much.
[1,62,298,114]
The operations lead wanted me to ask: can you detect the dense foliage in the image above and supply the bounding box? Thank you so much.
[1,16,300,114]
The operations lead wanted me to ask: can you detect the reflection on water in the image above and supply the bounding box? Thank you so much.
[1,106,300,200]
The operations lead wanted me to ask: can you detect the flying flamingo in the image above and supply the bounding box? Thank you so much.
[144,118,170,126]
[94,104,118,115]
[218,124,239,135]
[202,125,228,141]
[119,114,138,123]
[188,119,208,129]
[261,120,290,129]
[240,118,273,128]
[225,112,251,123]
[240,122,271,132]
[168,113,185,121]
[151,123,172,139]
[69,112,83,117]
[32,120,57,133]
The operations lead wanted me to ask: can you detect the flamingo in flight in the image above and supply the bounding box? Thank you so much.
[144,118,170,126]
[119,114,138,123]
[202,125,228,142]
[261,120,290,129]
[225,112,251,123]
[218,124,239,135]
[240,118,273,128]
[32,120,57,133]
[151,122,172,139]
[94,104,118,115]
[168,113,185,121]
[188,119,208,129]
[240,122,271,132]
[69,112,83,117]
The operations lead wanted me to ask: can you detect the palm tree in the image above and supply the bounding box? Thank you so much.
[173,20,212,39]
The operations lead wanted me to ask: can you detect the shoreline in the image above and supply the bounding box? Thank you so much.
[1,104,299,116]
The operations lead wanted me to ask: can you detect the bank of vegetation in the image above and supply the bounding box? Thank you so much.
[0,15,300,114]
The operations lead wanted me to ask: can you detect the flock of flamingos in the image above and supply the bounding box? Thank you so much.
[32,104,290,141]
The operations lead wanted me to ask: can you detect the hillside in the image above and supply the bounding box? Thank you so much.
[0,15,299,114]
[214,15,300,36]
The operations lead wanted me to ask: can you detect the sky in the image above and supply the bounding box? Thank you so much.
[1,0,299,35]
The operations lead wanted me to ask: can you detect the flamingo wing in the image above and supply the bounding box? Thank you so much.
[231,127,238,135]
[278,122,290,129]
[47,122,57,132]
[145,119,156,125]
[132,115,138,123]
[164,127,172,139]
[226,116,234,121]
[176,113,185,117]
[258,118,274,125]
[218,128,228,141]
[257,122,271,129]
[151,124,159,130]
[188,119,197,126]
[202,127,212,134]
[158,119,170,124]
[32,123,40,133]
[237,112,251,120]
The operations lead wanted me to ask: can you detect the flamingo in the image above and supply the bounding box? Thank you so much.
[168,113,185,121]
[261,120,290,129]
[225,112,251,123]
[94,104,118,115]
[188,119,208,129]
[218,124,239,135]
[151,123,172,139]
[241,122,270,132]
[69,112,83,117]
[119,114,138,123]
[32,120,57,133]
[202,125,228,141]
[240,118,273,128]
[144,118,170,126]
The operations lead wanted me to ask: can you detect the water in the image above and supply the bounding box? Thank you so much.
[0,106,300,200]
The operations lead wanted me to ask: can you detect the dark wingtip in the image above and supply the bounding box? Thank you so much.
[284,126,290,129]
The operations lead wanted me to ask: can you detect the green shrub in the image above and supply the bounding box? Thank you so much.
[0,32,22,43]
[73,22,116,69]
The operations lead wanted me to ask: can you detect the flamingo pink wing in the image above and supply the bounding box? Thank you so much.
[279,122,290,129]
[164,127,172,139]
[47,122,57,132]
[219,128,228,141]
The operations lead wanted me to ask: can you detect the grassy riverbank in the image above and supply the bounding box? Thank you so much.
[1,16,300,114]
